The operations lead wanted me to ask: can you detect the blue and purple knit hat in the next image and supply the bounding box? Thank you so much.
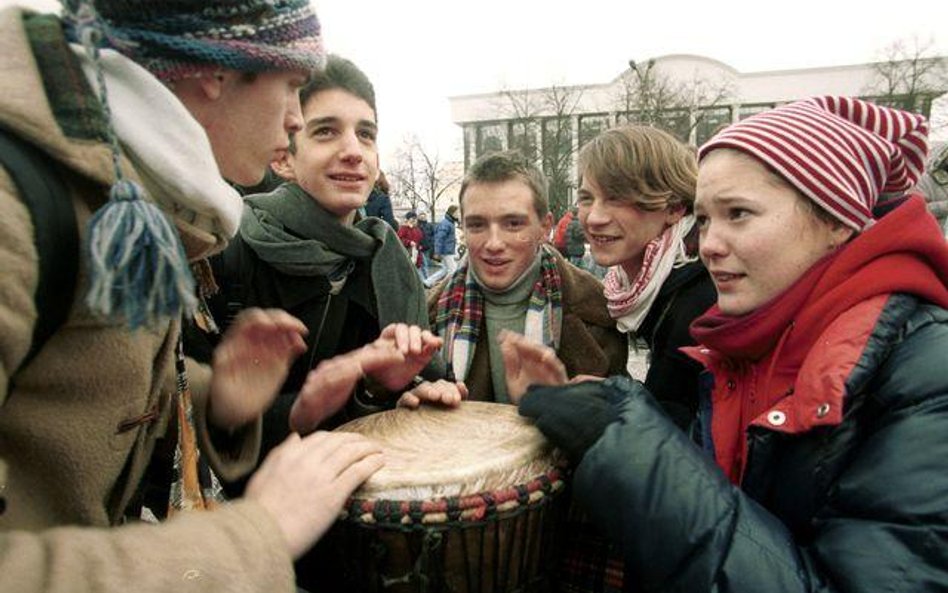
[91,0,326,82]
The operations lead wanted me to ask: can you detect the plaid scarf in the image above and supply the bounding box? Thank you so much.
[434,245,563,382]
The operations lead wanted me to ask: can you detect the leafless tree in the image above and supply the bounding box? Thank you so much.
[494,84,585,218]
[615,59,734,144]
[389,135,461,219]
[865,37,947,125]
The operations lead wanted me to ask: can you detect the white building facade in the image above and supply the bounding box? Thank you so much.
[449,54,948,212]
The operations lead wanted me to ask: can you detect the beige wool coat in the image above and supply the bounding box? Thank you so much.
[0,8,294,593]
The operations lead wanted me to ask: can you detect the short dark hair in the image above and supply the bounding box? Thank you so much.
[289,54,376,154]
[301,54,376,115]
[459,151,549,219]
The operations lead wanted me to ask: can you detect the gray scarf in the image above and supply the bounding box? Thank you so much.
[240,183,429,330]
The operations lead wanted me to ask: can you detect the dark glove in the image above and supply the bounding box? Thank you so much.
[518,380,618,464]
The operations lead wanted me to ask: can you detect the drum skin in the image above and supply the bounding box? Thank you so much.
[318,401,567,593]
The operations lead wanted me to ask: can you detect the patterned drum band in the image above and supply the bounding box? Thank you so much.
[318,401,568,593]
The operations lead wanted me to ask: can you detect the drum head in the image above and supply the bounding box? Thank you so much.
[335,401,557,500]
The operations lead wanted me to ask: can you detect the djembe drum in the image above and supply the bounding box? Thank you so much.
[322,401,567,593]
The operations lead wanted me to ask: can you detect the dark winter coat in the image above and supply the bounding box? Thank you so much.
[573,294,948,592]
[418,219,434,252]
[199,220,434,490]
[637,261,716,428]
[433,213,457,256]
[364,188,397,229]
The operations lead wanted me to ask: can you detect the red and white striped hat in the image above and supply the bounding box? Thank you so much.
[697,96,929,230]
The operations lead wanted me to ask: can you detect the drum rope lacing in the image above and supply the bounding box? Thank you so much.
[343,469,565,528]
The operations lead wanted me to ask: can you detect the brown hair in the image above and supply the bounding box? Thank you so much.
[459,150,549,218]
[579,125,697,213]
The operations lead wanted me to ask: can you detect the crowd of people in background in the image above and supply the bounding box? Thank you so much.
[1,2,947,593]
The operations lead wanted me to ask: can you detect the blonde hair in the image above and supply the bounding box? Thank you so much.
[579,125,697,213]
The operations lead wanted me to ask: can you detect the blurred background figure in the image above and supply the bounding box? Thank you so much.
[417,210,435,281]
[424,203,460,287]
[397,210,425,281]
[364,170,397,229]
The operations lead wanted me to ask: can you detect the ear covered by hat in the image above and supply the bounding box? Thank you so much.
[698,96,930,230]
[81,0,326,82]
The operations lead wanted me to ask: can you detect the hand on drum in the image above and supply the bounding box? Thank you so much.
[208,308,308,430]
[397,378,468,409]
[245,431,384,559]
[367,323,444,391]
[498,329,568,404]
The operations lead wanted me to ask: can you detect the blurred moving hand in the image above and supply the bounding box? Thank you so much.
[209,308,308,430]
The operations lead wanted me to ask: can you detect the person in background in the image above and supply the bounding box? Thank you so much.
[417,209,435,281]
[424,203,460,287]
[0,2,385,592]
[397,210,425,279]
[506,96,948,592]
[364,170,397,229]
[552,206,575,255]
[564,205,587,267]
[577,125,716,428]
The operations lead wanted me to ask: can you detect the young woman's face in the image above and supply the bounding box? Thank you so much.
[695,149,853,316]
[283,88,380,223]
[577,176,682,278]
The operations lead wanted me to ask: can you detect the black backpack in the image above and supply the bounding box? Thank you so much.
[0,128,78,386]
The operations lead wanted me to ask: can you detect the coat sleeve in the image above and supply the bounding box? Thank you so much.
[0,170,294,593]
[0,166,39,405]
[574,375,948,593]
[0,501,295,593]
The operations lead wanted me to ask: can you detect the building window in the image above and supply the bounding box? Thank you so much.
[695,106,732,146]
[475,123,506,159]
[579,114,611,148]
[509,119,539,162]
[657,110,691,143]
[738,103,775,120]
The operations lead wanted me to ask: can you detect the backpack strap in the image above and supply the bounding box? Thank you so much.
[0,128,78,379]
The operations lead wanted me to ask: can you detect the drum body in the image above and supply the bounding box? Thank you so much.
[324,401,567,593]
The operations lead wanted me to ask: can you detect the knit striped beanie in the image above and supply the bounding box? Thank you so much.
[697,96,929,230]
[88,0,325,82]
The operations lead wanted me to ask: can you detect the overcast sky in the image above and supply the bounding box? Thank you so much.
[10,0,948,165]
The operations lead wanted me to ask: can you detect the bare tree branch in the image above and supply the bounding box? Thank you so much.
[389,135,461,219]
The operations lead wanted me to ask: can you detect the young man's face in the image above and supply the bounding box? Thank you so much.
[461,179,553,291]
[279,88,379,223]
[199,70,309,187]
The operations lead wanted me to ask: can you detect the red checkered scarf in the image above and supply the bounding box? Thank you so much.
[604,215,696,333]
[433,246,563,382]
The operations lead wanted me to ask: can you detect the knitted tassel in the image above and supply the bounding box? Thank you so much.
[85,179,197,329]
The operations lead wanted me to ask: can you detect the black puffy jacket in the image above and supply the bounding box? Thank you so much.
[572,294,948,592]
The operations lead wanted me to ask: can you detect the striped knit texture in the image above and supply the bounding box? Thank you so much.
[87,0,324,81]
[433,246,564,383]
[698,96,929,230]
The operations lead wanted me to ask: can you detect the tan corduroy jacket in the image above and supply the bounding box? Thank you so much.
[0,8,293,593]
